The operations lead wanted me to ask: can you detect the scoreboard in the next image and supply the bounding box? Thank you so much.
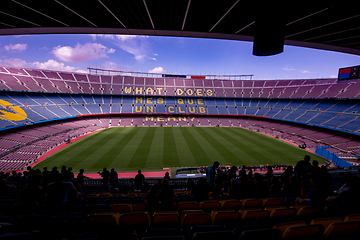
[338,65,360,81]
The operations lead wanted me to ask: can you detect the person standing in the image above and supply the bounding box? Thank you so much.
[110,168,118,188]
[206,161,219,187]
[98,168,110,189]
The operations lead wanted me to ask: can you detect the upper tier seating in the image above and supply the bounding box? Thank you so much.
[1,66,358,99]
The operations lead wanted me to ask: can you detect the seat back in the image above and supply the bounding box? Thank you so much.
[119,212,150,229]
[262,198,283,208]
[182,213,211,228]
[220,199,241,210]
[212,211,240,226]
[199,201,221,212]
[152,211,180,228]
[283,224,324,240]
[269,208,297,224]
[239,228,282,240]
[323,221,360,240]
[241,210,270,224]
[178,201,199,211]
[88,214,118,225]
[273,220,306,233]
[181,210,204,223]
[110,203,133,213]
[296,206,322,223]
[310,217,343,230]
[344,214,360,222]
[242,199,262,209]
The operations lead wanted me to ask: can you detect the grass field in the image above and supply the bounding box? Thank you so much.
[34,127,324,173]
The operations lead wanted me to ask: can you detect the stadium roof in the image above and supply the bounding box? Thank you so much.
[1,0,360,56]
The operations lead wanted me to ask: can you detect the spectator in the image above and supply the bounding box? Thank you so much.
[192,177,210,202]
[98,168,110,188]
[265,165,273,182]
[239,165,247,179]
[247,168,253,178]
[295,155,311,180]
[146,183,160,214]
[50,166,59,182]
[135,170,145,190]
[228,178,241,199]
[307,160,320,177]
[45,173,80,208]
[206,161,219,187]
[66,167,75,182]
[296,175,327,206]
[76,169,89,187]
[212,177,223,199]
[61,166,67,174]
[326,174,360,207]
[21,174,44,210]
[110,168,118,188]
[158,179,174,211]
[164,172,170,180]
[269,176,282,194]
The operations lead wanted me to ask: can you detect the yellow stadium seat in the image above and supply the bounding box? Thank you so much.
[269,208,297,225]
[119,212,150,230]
[110,203,133,213]
[273,220,306,233]
[220,199,241,210]
[178,201,199,211]
[152,211,180,228]
[182,213,211,228]
[241,210,270,224]
[310,217,343,230]
[212,211,240,226]
[181,210,204,223]
[344,214,360,222]
[282,224,324,240]
[199,200,221,212]
[323,221,360,240]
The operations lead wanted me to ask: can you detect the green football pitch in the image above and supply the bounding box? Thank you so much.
[34,127,324,173]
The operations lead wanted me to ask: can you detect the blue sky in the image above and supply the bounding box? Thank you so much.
[0,34,359,80]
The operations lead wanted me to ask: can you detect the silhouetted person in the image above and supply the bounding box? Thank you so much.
[21,174,44,211]
[76,169,89,186]
[98,168,110,188]
[46,173,79,208]
[135,170,145,190]
[206,161,219,187]
[164,172,170,180]
[192,177,210,202]
[110,168,118,188]
[158,179,174,211]
[146,183,160,214]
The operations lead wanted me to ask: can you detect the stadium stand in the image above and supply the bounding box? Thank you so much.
[1,65,360,171]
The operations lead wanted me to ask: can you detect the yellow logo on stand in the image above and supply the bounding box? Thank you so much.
[0,99,27,121]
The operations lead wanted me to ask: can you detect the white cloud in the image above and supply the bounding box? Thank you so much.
[52,42,115,62]
[76,69,88,74]
[4,43,27,51]
[149,66,165,73]
[283,67,296,71]
[101,61,120,71]
[330,75,337,78]
[32,59,76,71]
[94,34,152,62]
[3,58,28,67]
[302,70,311,73]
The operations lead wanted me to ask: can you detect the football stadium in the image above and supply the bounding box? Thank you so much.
[1,1,360,239]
